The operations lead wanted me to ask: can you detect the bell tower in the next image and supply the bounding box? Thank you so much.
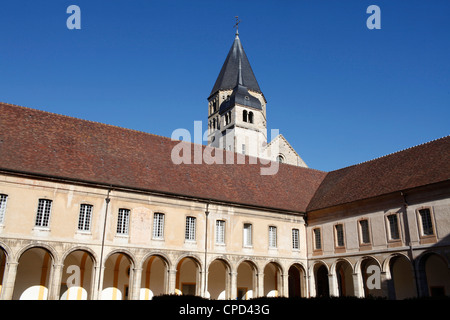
[207,28,267,158]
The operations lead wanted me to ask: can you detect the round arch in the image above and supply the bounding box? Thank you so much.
[236,259,258,300]
[61,249,96,300]
[61,246,98,267]
[417,251,450,297]
[288,263,307,298]
[103,249,136,269]
[15,243,59,265]
[139,251,172,271]
[331,259,355,297]
[101,251,134,300]
[207,258,232,300]
[140,253,171,300]
[356,255,383,298]
[13,246,55,300]
[383,253,416,299]
[175,255,202,296]
[263,261,283,297]
[312,261,330,298]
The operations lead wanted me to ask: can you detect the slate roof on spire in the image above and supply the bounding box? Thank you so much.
[210,34,262,97]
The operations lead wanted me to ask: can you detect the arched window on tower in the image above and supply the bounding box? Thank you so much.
[243,110,248,122]
[213,118,216,130]
[225,111,232,125]
[248,112,254,124]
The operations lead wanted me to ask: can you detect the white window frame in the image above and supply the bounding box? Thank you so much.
[269,226,277,248]
[152,212,165,239]
[78,203,93,232]
[185,216,196,241]
[0,194,7,224]
[35,199,52,228]
[117,208,130,235]
[292,228,299,250]
[243,223,252,247]
[215,220,225,244]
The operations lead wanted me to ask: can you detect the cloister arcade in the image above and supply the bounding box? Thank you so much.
[0,243,449,300]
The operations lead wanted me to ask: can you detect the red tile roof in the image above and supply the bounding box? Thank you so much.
[0,102,326,213]
[307,135,450,211]
[1,102,448,214]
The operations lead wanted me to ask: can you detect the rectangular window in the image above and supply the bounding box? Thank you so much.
[335,224,345,247]
[314,228,322,250]
[185,216,196,241]
[35,199,52,227]
[216,220,225,244]
[269,226,277,248]
[243,223,252,247]
[387,214,400,240]
[153,212,165,239]
[78,204,93,231]
[242,144,246,155]
[359,219,371,244]
[419,208,434,236]
[117,208,130,235]
[0,194,7,224]
[292,229,299,250]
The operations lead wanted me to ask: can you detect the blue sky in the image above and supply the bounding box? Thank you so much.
[1,0,449,171]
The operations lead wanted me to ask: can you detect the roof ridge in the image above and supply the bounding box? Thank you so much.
[0,101,174,142]
[335,135,450,171]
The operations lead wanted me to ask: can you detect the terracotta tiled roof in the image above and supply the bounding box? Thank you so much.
[0,102,326,213]
[307,135,450,211]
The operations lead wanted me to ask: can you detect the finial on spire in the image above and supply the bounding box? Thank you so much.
[234,16,241,36]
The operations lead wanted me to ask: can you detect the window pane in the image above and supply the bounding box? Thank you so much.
[335,224,345,247]
[78,204,93,231]
[360,220,370,244]
[292,229,299,249]
[0,194,7,224]
[117,209,130,234]
[216,220,225,244]
[153,213,165,239]
[243,224,252,246]
[387,215,399,240]
[269,226,277,248]
[419,209,433,235]
[314,229,321,250]
[36,199,52,227]
[185,216,196,240]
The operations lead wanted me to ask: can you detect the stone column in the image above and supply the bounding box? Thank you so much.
[131,267,142,300]
[328,273,339,297]
[0,261,18,300]
[93,265,105,300]
[257,272,264,297]
[352,272,364,298]
[168,268,177,294]
[281,272,289,297]
[48,263,64,300]
[229,271,237,300]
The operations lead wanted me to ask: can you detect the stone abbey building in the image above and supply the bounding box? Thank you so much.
[0,32,449,300]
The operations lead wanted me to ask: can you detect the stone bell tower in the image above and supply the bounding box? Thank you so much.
[207,29,267,158]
